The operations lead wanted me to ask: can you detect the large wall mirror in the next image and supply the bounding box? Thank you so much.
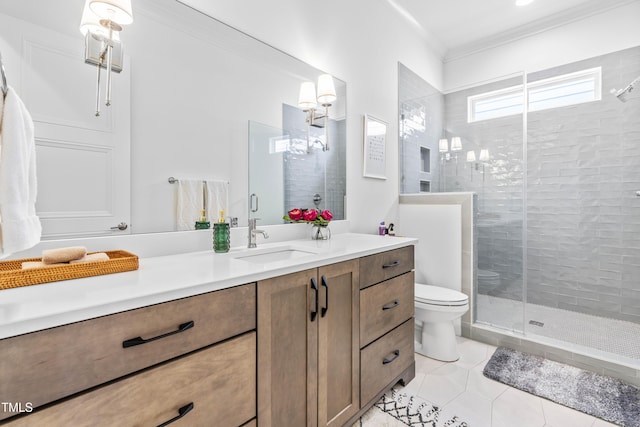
[0,0,346,239]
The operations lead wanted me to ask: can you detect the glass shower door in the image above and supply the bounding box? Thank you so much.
[443,74,527,333]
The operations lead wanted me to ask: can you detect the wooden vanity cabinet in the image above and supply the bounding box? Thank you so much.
[0,283,257,426]
[258,260,360,427]
[2,332,256,427]
[357,246,416,414]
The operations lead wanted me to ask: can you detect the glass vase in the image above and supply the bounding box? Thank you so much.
[311,224,331,240]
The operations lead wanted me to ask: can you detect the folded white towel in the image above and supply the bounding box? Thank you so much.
[176,179,203,231]
[0,85,42,255]
[205,180,229,225]
[22,261,66,269]
[42,246,87,264]
[70,252,110,264]
[176,179,229,230]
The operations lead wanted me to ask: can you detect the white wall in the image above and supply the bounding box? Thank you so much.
[444,1,640,91]
[397,204,461,291]
[181,0,444,234]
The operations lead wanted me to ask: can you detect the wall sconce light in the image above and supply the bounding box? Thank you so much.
[438,136,462,174]
[450,137,462,152]
[466,151,476,181]
[80,0,133,117]
[298,74,336,153]
[438,138,450,161]
[466,151,476,162]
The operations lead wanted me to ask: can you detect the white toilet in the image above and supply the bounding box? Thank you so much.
[478,269,501,295]
[414,283,469,362]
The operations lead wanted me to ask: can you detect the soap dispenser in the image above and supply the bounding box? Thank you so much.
[378,221,386,236]
[213,210,230,253]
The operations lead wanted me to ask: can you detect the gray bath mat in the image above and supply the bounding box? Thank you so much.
[483,347,640,427]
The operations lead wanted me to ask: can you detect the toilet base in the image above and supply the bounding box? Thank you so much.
[415,321,460,362]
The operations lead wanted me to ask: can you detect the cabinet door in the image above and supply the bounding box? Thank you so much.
[317,260,360,427]
[258,269,319,427]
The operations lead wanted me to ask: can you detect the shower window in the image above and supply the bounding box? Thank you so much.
[467,85,523,122]
[528,67,601,111]
[468,67,602,123]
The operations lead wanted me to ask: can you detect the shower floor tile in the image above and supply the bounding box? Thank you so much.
[476,295,640,364]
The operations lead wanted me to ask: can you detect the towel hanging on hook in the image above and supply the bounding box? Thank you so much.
[0,50,8,98]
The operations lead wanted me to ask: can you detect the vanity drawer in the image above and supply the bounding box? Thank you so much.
[3,332,257,427]
[360,320,414,405]
[359,246,414,289]
[360,271,414,347]
[0,283,256,420]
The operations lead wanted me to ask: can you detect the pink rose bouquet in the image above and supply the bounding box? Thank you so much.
[284,208,333,226]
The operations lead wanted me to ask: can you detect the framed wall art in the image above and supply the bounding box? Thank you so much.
[363,114,387,179]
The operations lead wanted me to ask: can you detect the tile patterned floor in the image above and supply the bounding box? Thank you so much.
[363,337,620,427]
[476,294,640,364]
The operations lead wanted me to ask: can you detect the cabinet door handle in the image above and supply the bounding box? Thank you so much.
[382,300,400,310]
[122,321,195,348]
[383,350,400,365]
[311,277,319,322]
[157,402,194,427]
[382,260,400,269]
[321,275,329,317]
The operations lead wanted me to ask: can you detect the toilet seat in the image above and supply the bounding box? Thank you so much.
[415,283,468,306]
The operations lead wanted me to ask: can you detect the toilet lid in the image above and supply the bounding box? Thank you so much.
[415,283,468,306]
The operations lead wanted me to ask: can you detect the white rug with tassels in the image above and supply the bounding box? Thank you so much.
[354,389,469,427]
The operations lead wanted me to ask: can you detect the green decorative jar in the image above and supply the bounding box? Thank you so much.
[213,223,230,253]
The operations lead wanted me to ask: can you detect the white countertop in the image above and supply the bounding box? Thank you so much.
[0,233,416,339]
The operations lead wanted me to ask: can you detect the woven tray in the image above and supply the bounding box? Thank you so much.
[0,250,139,290]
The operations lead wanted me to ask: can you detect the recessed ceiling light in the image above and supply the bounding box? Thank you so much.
[516,0,535,6]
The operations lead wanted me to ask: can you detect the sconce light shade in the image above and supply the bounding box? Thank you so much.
[466,151,476,162]
[89,0,133,26]
[316,74,336,105]
[451,137,462,152]
[80,0,121,39]
[298,82,317,110]
[479,149,490,162]
[438,138,449,152]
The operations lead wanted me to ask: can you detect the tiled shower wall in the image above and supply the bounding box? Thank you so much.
[441,46,640,323]
[525,47,640,322]
[444,76,525,303]
[283,104,346,220]
[399,63,444,194]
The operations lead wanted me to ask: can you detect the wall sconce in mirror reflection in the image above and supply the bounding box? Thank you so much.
[298,74,336,153]
[439,136,463,175]
[80,0,133,116]
[466,148,490,181]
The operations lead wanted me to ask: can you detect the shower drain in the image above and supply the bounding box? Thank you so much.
[529,320,544,327]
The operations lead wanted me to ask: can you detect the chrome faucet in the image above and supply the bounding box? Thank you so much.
[248,218,269,248]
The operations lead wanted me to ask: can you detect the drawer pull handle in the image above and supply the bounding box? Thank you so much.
[383,350,400,365]
[122,321,195,348]
[157,402,194,427]
[311,277,319,322]
[321,275,329,317]
[382,261,400,269]
[382,300,400,310]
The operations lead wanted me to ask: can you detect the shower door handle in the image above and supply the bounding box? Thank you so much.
[636,191,640,197]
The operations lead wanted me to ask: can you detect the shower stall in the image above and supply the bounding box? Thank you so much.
[399,45,640,380]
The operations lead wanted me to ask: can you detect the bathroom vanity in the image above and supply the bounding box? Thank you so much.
[0,234,416,426]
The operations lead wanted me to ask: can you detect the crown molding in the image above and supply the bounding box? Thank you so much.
[443,0,638,63]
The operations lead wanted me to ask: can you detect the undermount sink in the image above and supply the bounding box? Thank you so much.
[232,247,318,264]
